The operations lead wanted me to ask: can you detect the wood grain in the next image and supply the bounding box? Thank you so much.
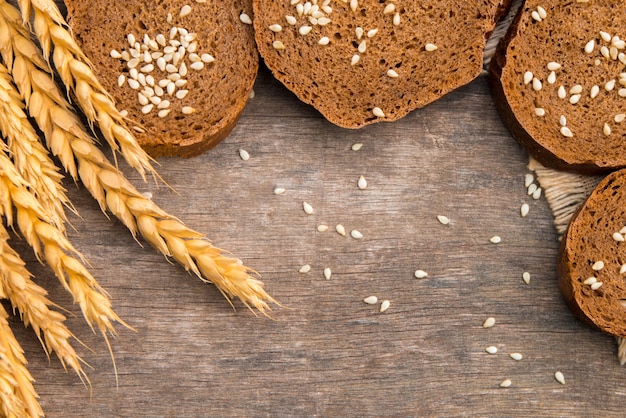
[4,1,625,416]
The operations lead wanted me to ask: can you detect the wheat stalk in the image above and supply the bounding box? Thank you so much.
[0,2,277,314]
[0,60,71,232]
[15,0,159,183]
[0,302,42,418]
[0,221,86,383]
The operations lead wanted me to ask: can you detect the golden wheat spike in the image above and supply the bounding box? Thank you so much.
[16,0,159,183]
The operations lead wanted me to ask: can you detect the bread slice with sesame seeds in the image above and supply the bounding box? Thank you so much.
[490,0,626,174]
[558,168,626,338]
[64,0,258,158]
[252,0,511,129]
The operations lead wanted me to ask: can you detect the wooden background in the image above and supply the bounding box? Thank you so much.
[5,1,626,416]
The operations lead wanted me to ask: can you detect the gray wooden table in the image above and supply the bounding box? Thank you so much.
[7,1,625,416]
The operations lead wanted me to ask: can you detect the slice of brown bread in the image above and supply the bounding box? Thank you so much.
[253,0,511,129]
[65,0,258,158]
[558,168,626,337]
[490,1,626,174]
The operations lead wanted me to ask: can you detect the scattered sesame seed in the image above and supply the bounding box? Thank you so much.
[351,230,363,239]
[510,353,523,361]
[181,106,195,115]
[524,173,534,188]
[521,203,530,217]
[569,85,583,95]
[522,271,531,284]
[600,31,612,42]
[558,85,566,99]
[367,29,378,38]
[523,71,533,85]
[299,264,311,273]
[393,12,400,26]
[485,346,498,354]
[179,4,192,18]
[531,10,541,22]
[490,236,501,244]
[273,187,286,195]
[583,277,597,285]
[318,37,330,45]
[351,54,360,65]
[317,224,329,232]
[547,71,556,84]
[303,201,314,215]
[336,224,346,236]
[590,281,603,290]
[298,25,313,35]
[584,39,595,54]
[383,3,395,14]
[239,13,252,25]
[273,40,286,50]
[569,94,581,104]
[358,40,367,53]
[605,79,616,91]
[537,6,547,19]
[560,126,574,138]
[619,89,626,97]
[590,85,600,98]
[547,61,561,71]
[190,61,205,71]
[500,379,512,388]
[554,371,565,385]
[437,215,450,225]
[414,270,428,279]
[532,77,542,91]
[363,296,378,305]
[238,148,250,161]
[323,267,332,280]
[387,69,399,78]
[613,232,625,242]
[351,143,363,151]
[483,317,496,328]
[357,175,367,190]
[534,107,545,117]
[621,264,626,274]
[380,300,390,312]
[615,114,626,123]
[532,187,542,200]
[269,24,282,32]
[286,15,297,25]
[425,43,438,52]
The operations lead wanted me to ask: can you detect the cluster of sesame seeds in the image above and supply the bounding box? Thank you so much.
[109,4,216,118]
[526,27,626,140]
[530,5,547,23]
[525,173,542,200]
[612,225,626,242]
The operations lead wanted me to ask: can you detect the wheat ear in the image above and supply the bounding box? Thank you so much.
[0,302,42,418]
[0,61,71,232]
[15,0,158,183]
[0,222,86,383]
[0,146,127,338]
[0,6,277,314]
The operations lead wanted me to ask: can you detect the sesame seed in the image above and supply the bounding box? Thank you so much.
[383,3,395,14]
[521,203,529,217]
[601,46,610,58]
[532,188,542,200]
[137,92,149,106]
[534,106,545,115]
[179,5,192,17]
[240,13,252,24]
[175,89,189,99]
[141,104,154,114]
[523,271,531,284]
[590,282,603,290]
[324,267,332,280]
[140,64,154,73]
[317,17,331,26]
[557,85,567,99]
[303,201,314,215]
[299,25,313,35]
[619,89,626,97]
[615,114,626,123]
[547,61,561,71]
[591,261,605,271]
[127,33,136,47]
[273,187,286,195]
[590,85,600,98]
[110,49,122,59]
[317,224,329,232]
[336,224,346,236]
[272,40,286,50]
[603,123,611,136]
[537,6,547,19]
[437,215,450,225]
[157,100,170,109]
[528,184,537,195]
[201,54,215,63]
[485,346,498,354]
[181,106,195,115]
[379,300,390,312]
[387,69,399,78]
[351,143,363,151]
[560,126,574,138]
[117,74,125,87]
[523,71,533,85]
[372,107,385,117]
[500,379,512,388]
[166,82,176,96]
[351,230,363,239]
[547,71,556,84]
[351,54,360,65]
[367,29,378,38]
[318,37,330,45]
[393,12,400,26]
[532,77,542,91]
[190,61,204,71]
[425,43,438,52]
[583,277,597,285]
[531,11,541,22]
[357,175,367,190]
[238,148,250,161]
[554,371,565,385]
[490,236,501,244]
[600,31,612,42]
[584,39,595,54]
[524,173,534,188]
[285,15,297,25]
[414,270,428,279]
[299,264,311,273]
[613,232,625,242]
[483,317,496,328]
[350,0,358,11]
[569,85,583,95]
[620,264,626,274]
[128,79,140,89]
[120,109,128,117]
[363,296,378,305]
[510,353,523,361]
[269,24,282,32]
[605,79,616,91]
[358,40,367,53]
[559,115,567,126]
[569,94,581,104]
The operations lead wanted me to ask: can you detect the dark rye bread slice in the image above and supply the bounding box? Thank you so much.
[253,0,511,129]
[65,0,258,158]
[490,1,626,174]
[559,169,626,337]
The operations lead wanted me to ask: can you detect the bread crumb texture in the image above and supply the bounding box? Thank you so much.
[493,0,626,172]
[559,169,626,337]
[253,0,510,128]
[65,0,258,157]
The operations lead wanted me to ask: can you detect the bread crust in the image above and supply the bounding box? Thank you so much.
[490,0,626,174]
[65,0,258,158]
[558,169,626,337]
[254,0,511,129]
